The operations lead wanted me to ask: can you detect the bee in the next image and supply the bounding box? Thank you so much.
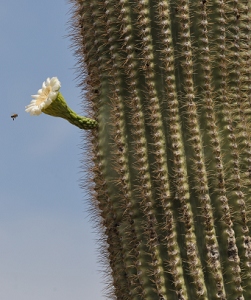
[11,113,18,120]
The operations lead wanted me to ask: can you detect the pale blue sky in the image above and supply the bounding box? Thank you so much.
[1,1,105,299]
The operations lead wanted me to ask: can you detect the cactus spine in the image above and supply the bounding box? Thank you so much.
[70,0,251,299]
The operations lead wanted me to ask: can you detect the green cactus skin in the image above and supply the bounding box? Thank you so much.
[70,0,251,299]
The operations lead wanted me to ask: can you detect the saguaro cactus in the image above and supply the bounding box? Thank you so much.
[69,0,251,299]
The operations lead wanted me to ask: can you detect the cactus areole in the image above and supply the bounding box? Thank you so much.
[70,0,251,299]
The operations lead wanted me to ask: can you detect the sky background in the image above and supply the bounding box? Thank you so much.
[1,1,106,299]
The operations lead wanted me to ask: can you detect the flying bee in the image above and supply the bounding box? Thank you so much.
[11,113,18,120]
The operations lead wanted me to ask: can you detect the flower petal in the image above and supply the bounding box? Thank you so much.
[25,77,61,116]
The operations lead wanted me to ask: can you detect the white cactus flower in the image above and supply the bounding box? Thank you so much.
[25,77,61,115]
[25,76,97,130]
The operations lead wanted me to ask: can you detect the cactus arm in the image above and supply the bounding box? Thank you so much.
[69,0,251,299]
